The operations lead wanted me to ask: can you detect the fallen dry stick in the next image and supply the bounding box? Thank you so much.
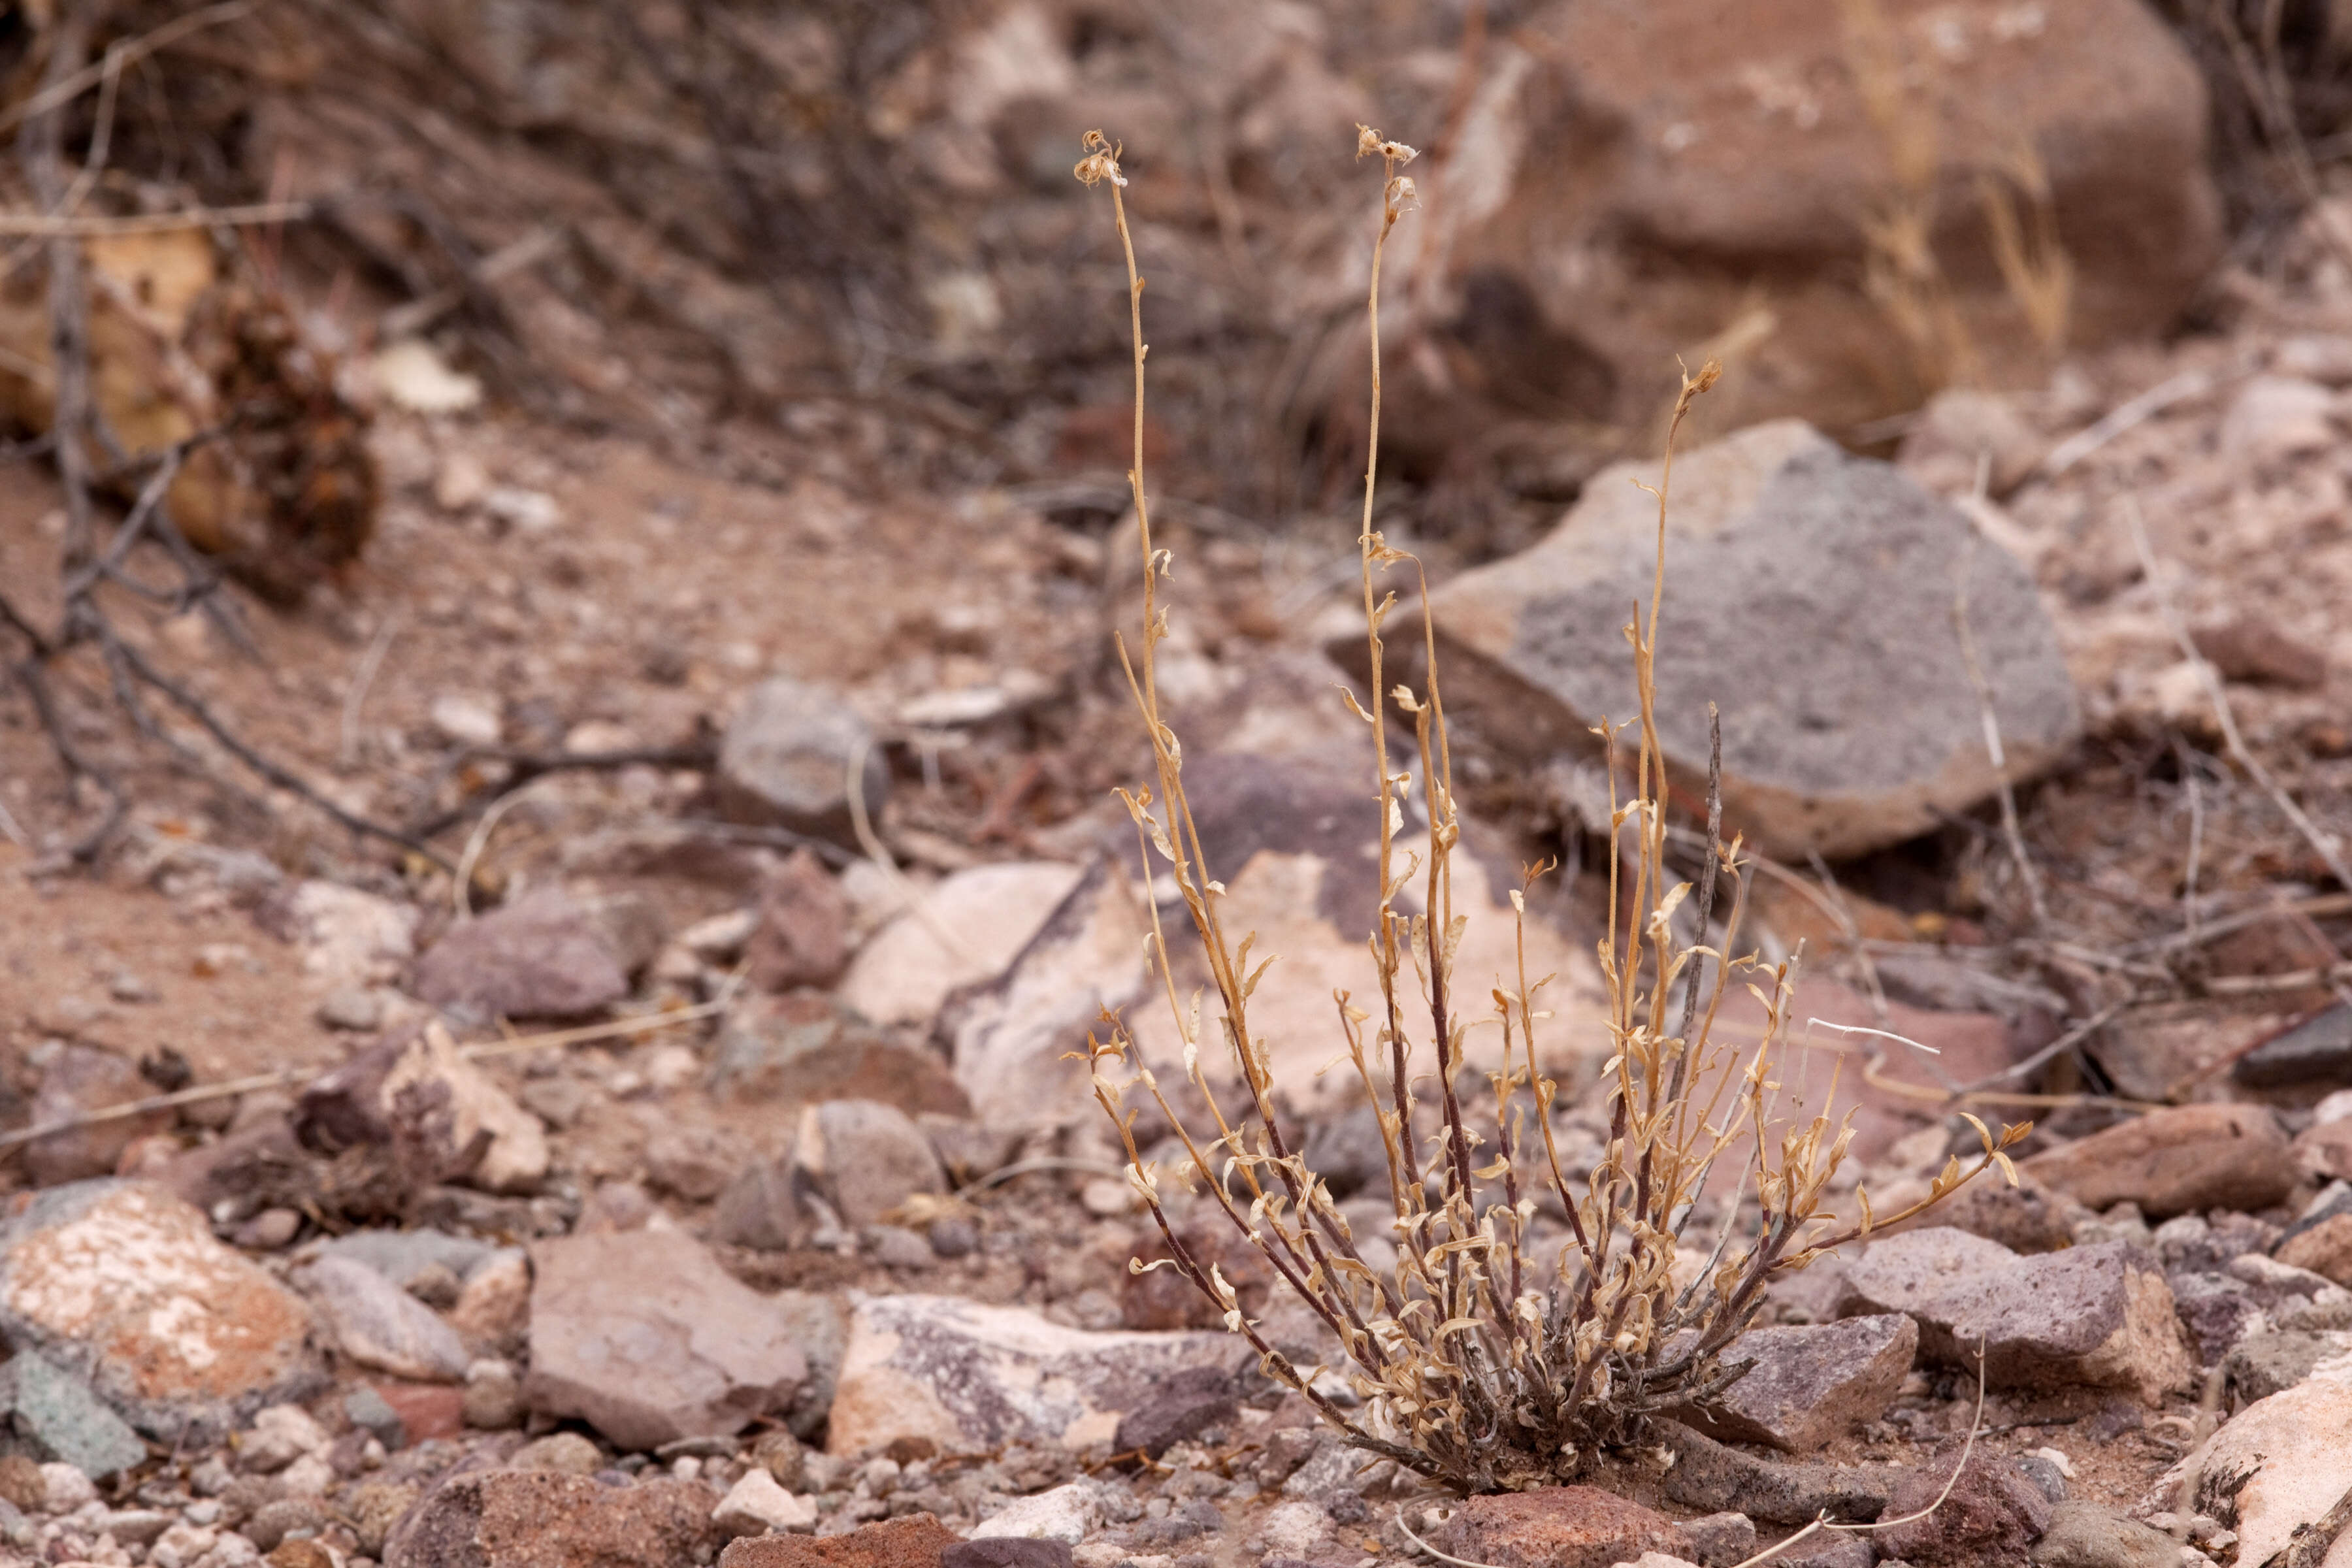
[0,995,732,1153]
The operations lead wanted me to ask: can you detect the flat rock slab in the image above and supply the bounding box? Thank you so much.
[525,1230,808,1452]
[384,1470,717,1568]
[2023,1103,2295,1219]
[1418,419,2079,858]
[825,1296,1251,1456]
[1678,1314,1916,1451]
[0,1180,318,1442]
[719,1514,960,1568]
[1431,1486,1680,1568]
[1663,1424,1895,1526]
[1842,1230,2190,1405]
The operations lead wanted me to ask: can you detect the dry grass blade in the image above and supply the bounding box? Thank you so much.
[1075,126,2025,1493]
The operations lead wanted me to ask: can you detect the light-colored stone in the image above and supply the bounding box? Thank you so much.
[712,1466,816,1537]
[277,879,417,989]
[2163,1361,2352,1568]
[2029,1501,2181,1568]
[2023,1103,2296,1220]
[296,1255,469,1382]
[1415,421,2078,859]
[838,862,1084,1029]
[237,1403,327,1471]
[2220,374,2338,464]
[1119,751,1605,1116]
[825,1294,1251,1456]
[941,859,1151,1133]
[0,1181,318,1442]
[972,1480,1100,1544]
[524,1229,808,1451]
[448,1249,532,1350]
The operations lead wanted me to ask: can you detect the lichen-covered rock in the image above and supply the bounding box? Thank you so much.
[825,1295,1250,1456]
[0,1181,319,1442]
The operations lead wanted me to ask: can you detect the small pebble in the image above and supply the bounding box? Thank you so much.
[928,1217,978,1260]
[316,988,385,1032]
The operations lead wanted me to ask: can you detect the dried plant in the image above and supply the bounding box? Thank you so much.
[1075,126,2029,1494]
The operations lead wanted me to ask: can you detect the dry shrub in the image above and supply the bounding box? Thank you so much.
[1075,126,2029,1494]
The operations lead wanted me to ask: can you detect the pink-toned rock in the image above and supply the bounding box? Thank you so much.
[2022,1103,2295,1220]
[1871,1444,2053,1566]
[1843,1232,2190,1406]
[1678,1315,1916,1452]
[384,1470,717,1568]
[411,887,630,1021]
[1429,1488,1680,1568]
[745,850,852,992]
[524,1229,807,1451]
[0,1180,319,1441]
[718,1514,959,1568]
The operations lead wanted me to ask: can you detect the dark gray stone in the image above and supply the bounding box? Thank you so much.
[2233,1001,2352,1090]
[345,1386,407,1450]
[2225,1327,2352,1402]
[0,1351,146,1478]
[1678,1314,1916,1451]
[1874,1448,2053,1567]
[1673,1511,1756,1567]
[1115,1367,1239,1459]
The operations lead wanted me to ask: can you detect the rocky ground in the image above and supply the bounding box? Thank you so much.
[9,5,2352,1568]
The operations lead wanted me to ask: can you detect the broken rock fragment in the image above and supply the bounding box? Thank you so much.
[1677,1314,1916,1452]
[523,1228,808,1451]
[717,675,887,849]
[294,1021,549,1194]
[1840,1230,2191,1405]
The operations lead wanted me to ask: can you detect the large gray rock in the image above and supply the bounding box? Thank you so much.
[523,1230,808,1451]
[412,887,630,1022]
[717,676,887,848]
[1678,1314,1916,1451]
[0,1181,319,1443]
[1840,1230,2191,1405]
[1414,421,2079,858]
[825,1295,1251,1456]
